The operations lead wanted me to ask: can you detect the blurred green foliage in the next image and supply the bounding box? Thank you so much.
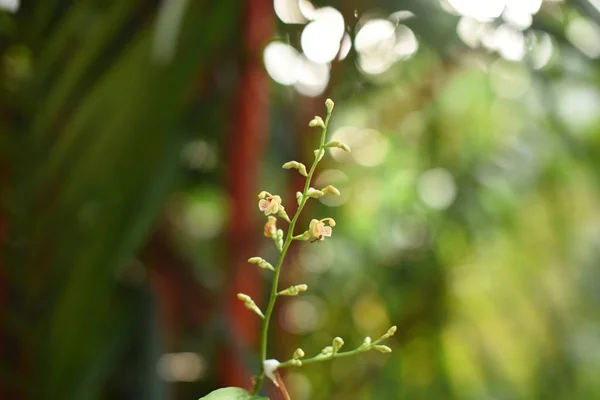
[2,0,600,399]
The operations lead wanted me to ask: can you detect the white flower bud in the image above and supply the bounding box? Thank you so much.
[277,284,308,296]
[332,337,344,353]
[247,257,275,271]
[275,233,283,252]
[321,346,333,356]
[314,149,324,162]
[379,325,397,340]
[296,191,303,206]
[290,359,302,366]
[282,161,308,177]
[387,325,397,337]
[306,187,324,198]
[321,185,340,196]
[324,141,351,152]
[263,359,280,387]
[309,116,325,128]
[325,98,334,113]
[374,345,392,353]
[236,293,265,318]
[293,348,305,359]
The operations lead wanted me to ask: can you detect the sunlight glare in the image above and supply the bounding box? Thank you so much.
[301,8,345,63]
[274,0,307,24]
[264,42,300,85]
[293,54,330,96]
[0,0,19,13]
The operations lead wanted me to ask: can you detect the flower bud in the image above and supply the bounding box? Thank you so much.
[325,98,334,113]
[306,187,324,198]
[296,191,303,206]
[282,161,308,177]
[277,284,308,296]
[309,116,325,128]
[332,337,344,353]
[387,325,397,337]
[293,348,305,359]
[237,293,265,318]
[324,141,351,152]
[264,216,277,238]
[248,256,275,271]
[321,346,333,356]
[275,231,284,252]
[290,359,302,366]
[360,336,372,349]
[379,325,397,340]
[374,345,392,353]
[278,207,291,223]
[321,185,340,196]
[314,149,324,162]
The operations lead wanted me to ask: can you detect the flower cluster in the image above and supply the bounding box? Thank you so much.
[231,99,392,395]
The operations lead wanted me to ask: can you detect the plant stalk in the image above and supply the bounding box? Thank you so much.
[252,113,330,394]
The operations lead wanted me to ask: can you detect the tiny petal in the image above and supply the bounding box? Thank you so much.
[258,199,269,211]
[263,359,280,387]
[258,191,270,199]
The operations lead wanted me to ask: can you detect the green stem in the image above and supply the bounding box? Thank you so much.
[252,114,331,394]
[277,336,389,369]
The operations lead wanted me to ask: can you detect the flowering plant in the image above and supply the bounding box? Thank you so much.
[201,99,395,399]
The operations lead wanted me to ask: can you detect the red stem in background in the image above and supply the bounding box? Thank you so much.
[220,0,273,389]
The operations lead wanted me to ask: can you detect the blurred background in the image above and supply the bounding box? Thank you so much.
[2,0,600,399]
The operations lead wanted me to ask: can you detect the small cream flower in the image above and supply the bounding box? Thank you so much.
[308,218,336,240]
[264,216,277,238]
[258,194,282,216]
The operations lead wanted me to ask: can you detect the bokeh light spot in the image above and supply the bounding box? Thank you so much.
[417,168,457,210]
[156,352,205,382]
[280,296,325,334]
[274,0,307,24]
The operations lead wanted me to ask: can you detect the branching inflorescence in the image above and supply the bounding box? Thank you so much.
[236,99,395,396]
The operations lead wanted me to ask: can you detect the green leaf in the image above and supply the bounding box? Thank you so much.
[200,387,268,400]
